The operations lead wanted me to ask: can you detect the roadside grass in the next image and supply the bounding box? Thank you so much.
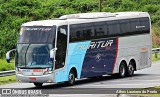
[152,25,160,48]
[152,53,160,62]
[0,59,14,71]
[0,75,16,85]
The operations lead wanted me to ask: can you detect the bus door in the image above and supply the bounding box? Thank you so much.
[55,26,67,69]
[54,26,68,82]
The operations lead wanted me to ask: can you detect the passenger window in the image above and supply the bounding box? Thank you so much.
[130,19,139,33]
[82,27,94,38]
[139,18,150,33]
[107,21,121,35]
[70,23,94,42]
[120,19,130,34]
[70,24,82,42]
[94,22,108,36]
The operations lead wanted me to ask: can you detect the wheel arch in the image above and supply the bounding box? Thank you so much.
[69,67,78,78]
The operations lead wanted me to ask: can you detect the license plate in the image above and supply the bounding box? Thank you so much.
[29,78,36,81]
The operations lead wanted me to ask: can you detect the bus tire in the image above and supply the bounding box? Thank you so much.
[34,83,43,87]
[127,61,135,77]
[67,70,75,86]
[118,61,127,78]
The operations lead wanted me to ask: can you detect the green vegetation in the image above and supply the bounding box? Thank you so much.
[152,53,160,61]
[152,25,160,48]
[0,0,160,58]
[0,75,16,85]
[0,59,14,71]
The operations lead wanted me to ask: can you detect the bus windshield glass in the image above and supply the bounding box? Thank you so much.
[16,26,56,68]
[16,44,54,68]
[18,26,56,44]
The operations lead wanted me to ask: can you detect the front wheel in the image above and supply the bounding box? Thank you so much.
[67,70,75,86]
[34,83,43,87]
[118,62,127,78]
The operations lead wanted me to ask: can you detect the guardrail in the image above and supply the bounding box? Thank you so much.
[0,48,160,77]
[152,48,160,59]
[0,70,15,77]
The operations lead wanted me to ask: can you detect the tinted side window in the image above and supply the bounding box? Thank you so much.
[81,24,94,40]
[70,24,82,42]
[94,22,108,36]
[139,18,150,33]
[70,17,150,42]
[70,23,94,42]
[130,19,139,33]
[119,19,130,34]
[107,21,121,35]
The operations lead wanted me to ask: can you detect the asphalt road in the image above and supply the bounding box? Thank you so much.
[0,61,160,96]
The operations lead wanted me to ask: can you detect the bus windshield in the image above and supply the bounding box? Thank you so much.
[18,26,56,44]
[16,26,56,68]
[16,44,54,68]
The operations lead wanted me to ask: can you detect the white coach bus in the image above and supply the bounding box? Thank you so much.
[6,12,152,86]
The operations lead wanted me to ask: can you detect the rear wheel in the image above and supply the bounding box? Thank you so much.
[127,61,135,77]
[34,83,43,87]
[67,70,75,86]
[118,62,127,78]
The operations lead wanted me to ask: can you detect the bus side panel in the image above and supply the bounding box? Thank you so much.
[80,38,118,78]
[54,41,91,82]
[66,38,118,79]
[54,70,67,83]
[114,34,152,74]
[66,41,91,79]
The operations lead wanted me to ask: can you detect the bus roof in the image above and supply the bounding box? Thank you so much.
[22,12,150,26]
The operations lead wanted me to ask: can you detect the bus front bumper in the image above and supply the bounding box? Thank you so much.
[16,73,55,83]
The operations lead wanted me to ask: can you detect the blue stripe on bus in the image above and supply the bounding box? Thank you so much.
[67,41,91,79]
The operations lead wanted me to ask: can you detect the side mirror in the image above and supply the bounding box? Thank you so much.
[6,49,16,63]
[50,48,57,62]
